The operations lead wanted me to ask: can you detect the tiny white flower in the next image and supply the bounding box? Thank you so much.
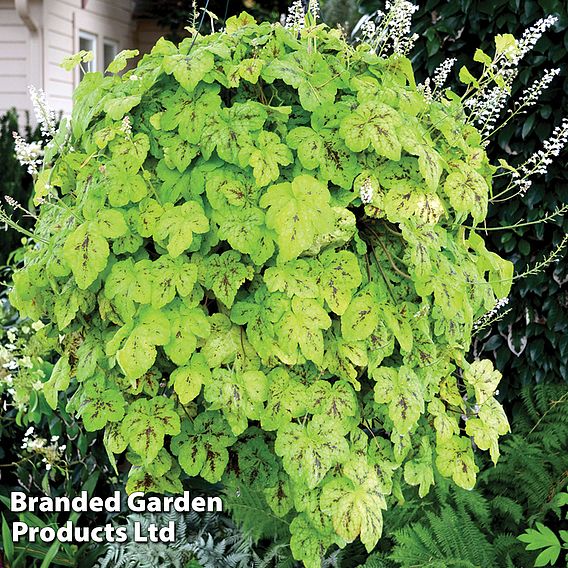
[285,0,305,31]
[29,86,57,138]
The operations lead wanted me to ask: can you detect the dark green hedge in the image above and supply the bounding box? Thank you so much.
[0,110,41,267]
[355,0,568,397]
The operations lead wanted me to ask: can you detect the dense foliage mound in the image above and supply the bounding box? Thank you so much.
[10,13,514,566]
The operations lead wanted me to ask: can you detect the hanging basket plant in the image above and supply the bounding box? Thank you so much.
[9,4,544,566]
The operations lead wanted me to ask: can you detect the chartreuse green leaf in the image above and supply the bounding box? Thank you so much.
[154,201,209,257]
[341,284,382,342]
[261,368,307,430]
[340,101,402,160]
[126,449,183,494]
[466,396,509,463]
[443,163,489,222]
[201,101,267,165]
[435,435,478,490]
[103,166,148,207]
[204,368,268,435]
[494,34,516,57]
[60,50,93,71]
[121,397,180,465]
[276,297,331,366]
[54,279,94,330]
[260,175,335,263]
[320,474,386,551]
[308,380,358,430]
[403,436,434,497]
[171,411,236,482]
[287,126,325,170]
[63,222,110,289]
[164,303,210,365]
[104,95,141,121]
[116,306,171,379]
[428,397,460,441]
[78,385,126,432]
[110,132,150,173]
[215,206,275,266]
[171,353,210,404]
[464,359,502,404]
[275,415,349,489]
[318,249,362,315]
[264,259,320,299]
[161,84,221,143]
[163,48,215,92]
[373,366,424,435]
[204,250,254,307]
[107,49,139,73]
[244,131,293,187]
[43,355,71,410]
[104,258,151,319]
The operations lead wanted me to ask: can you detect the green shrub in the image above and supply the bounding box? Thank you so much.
[357,0,568,396]
[9,11,516,567]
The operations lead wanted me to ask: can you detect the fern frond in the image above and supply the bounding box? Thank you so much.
[223,483,290,544]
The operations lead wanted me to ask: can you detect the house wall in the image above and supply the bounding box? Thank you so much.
[44,0,138,116]
[0,0,43,120]
[0,0,155,124]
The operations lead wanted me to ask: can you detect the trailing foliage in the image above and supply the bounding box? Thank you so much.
[356,0,568,396]
[9,12,515,567]
[358,383,568,568]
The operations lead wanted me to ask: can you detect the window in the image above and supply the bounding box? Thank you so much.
[103,39,119,72]
[78,31,97,79]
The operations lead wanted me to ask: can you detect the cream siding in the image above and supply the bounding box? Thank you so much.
[0,0,43,120]
[1,0,161,123]
[43,0,137,116]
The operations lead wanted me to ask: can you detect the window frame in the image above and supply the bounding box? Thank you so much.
[78,30,98,78]
[103,38,120,73]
